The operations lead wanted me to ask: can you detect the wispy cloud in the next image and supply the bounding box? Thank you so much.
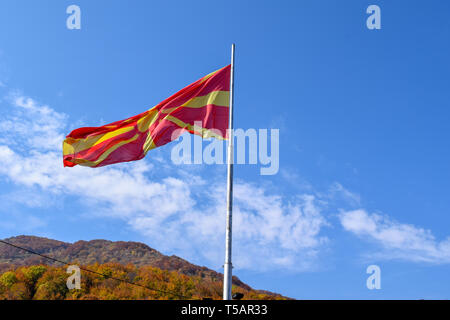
[0,92,67,151]
[339,209,450,264]
[328,182,361,207]
[0,91,330,271]
[5,90,447,271]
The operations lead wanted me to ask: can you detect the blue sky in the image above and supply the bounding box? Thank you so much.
[0,0,449,299]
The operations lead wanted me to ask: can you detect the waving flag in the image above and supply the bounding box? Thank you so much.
[63,65,231,168]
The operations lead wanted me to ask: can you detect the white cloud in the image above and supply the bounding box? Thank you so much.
[328,182,361,207]
[0,92,329,271]
[0,92,67,151]
[339,209,450,264]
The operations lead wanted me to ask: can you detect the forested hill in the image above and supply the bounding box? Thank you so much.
[0,235,287,299]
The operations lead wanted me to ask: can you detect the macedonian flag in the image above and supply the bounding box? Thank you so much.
[63,65,231,168]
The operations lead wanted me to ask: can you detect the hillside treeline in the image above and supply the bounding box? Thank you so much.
[0,263,285,300]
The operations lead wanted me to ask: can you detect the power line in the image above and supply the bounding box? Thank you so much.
[0,239,197,300]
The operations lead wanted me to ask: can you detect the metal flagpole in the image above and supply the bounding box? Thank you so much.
[223,43,235,300]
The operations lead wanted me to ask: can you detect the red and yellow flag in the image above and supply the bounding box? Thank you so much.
[63,65,231,168]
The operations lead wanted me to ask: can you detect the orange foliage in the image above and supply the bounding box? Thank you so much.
[0,263,286,300]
